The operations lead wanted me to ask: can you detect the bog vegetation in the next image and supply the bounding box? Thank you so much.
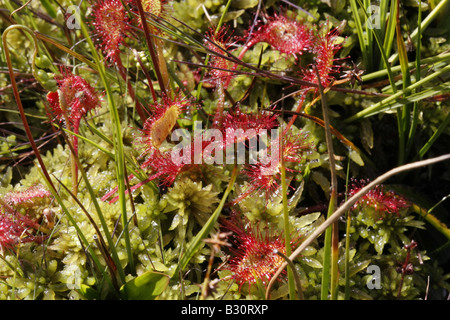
[0,0,449,300]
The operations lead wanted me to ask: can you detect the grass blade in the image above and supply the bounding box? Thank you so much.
[281,142,296,299]
[345,63,450,122]
[389,0,450,65]
[395,0,412,165]
[380,0,397,70]
[76,6,134,278]
[416,112,450,159]
[406,4,422,159]
[349,0,369,70]
[314,66,339,300]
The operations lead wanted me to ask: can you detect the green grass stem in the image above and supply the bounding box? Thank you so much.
[75,4,134,278]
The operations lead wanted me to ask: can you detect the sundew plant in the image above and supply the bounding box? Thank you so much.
[0,0,450,300]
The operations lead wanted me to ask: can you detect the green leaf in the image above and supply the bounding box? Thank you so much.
[349,259,371,277]
[120,271,170,300]
[79,284,99,300]
[345,63,450,122]
[231,0,259,9]
[41,0,57,18]
[349,148,364,166]
[300,256,323,269]
[295,212,321,229]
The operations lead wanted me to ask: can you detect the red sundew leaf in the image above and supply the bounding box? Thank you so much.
[301,23,344,88]
[348,178,410,216]
[46,91,60,111]
[205,26,238,89]
[102,142,216,203]
[47,68,100,132]
[137,92,194,153]
[0,213,39,250]
[3,184,52,208]
[220,107,279,153]
[222,107,279,134]
[234,129,313,203]
[238,163,282,200]
[91,0,131,64]
[0,186,51,250]
[142,150,185,187]
[248,13,315,57]
[220,213,300,290]
[127,0,171,30]
[46,68,100,165]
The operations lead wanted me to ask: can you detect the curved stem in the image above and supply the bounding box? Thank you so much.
[2,24,56,193]
[274,249,303,300]
[3,24,122,294]
[265,153,450,299]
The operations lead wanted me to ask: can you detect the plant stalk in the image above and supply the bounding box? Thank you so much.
[314,66,339,300]
[280,141,296,300]
[266,153,450,298]
[2,25,56,192]
[75,5,134,278]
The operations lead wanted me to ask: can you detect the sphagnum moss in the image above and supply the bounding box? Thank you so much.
[1,0,449,301]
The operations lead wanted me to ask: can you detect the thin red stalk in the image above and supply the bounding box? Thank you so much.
[2,26,57,194]
[397,241,418,299]
[135,0,167,96]
[133,49,158,102]
[116,57,149,120]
